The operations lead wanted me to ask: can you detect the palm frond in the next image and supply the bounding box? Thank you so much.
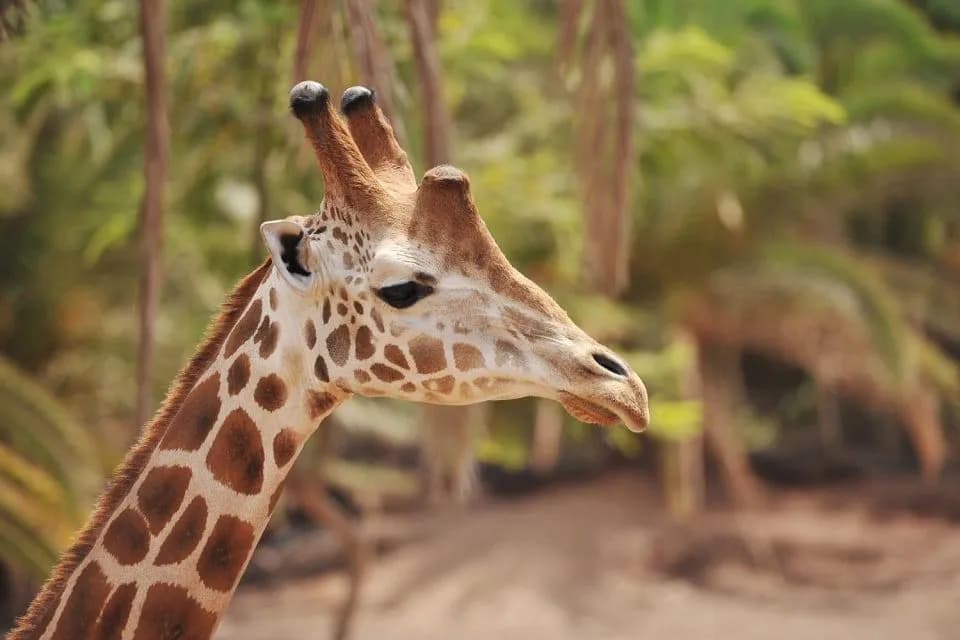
[760,243,911,380]
[0,357,101,576]
[677,243,916,404]
[0,356,101,500]
[843,83,960,137]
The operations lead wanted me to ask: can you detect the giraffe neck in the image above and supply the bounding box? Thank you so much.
[12,265,349,640]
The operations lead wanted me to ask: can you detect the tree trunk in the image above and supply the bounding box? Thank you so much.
[661,334,707,516]
[405,0,451,166]
[816,384,843,457]
[662,437,705,518]
[250,75,273,260]
[135,0,169,427]
[344,0,406,145]
[898,386,946,483]
[530,399,565,474]
[292,0,322,83]
[419,404,484,504]
[695,339,764,508]
[562,0,635,297]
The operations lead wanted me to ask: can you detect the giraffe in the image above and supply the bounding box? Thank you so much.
[9,81,649,640]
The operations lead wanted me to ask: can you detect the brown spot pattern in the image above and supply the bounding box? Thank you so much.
[355,325,375,360]
[196,515,256,592]
[410,335,447,374]
[154,496,207,566]
[207,409,263,495]
[370,363,404,383]
[160,373,221,451]
[384,344,409,369]
[314,354,329,381]
[227,354,250,396]
[103,509,150,566]
[337,303,348,316]
[92,582,136,640]
[326,324,351,366]
[371,307,385,332]
[401,382,416,393]
[253,374,287,411]
[269,287,278,311]
[355,369,371,383]
[304,319,317,348]
[50,561,110,640]
[137,465,191,534]
[307,390,338,419]
[273,429,299,468]
[322,299,331,324]
[453,343,485,371]
[133,583,216,640]
[254,317,279,359]
[224,299,262,359]
[425,375,456,394]
[495,340,526,368]
[206,408,264,495]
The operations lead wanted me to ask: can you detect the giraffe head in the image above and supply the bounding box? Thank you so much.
[260,81,649,432]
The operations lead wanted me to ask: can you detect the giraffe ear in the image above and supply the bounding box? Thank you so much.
[260,219,319,292]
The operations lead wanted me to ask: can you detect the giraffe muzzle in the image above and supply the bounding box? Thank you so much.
[558,357,650,434]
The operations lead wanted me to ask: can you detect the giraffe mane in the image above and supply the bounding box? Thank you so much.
[7,260,273,640]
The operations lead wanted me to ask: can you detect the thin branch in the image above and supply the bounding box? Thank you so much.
[135,0,170,427]
[292,0,322,83]
[405,0,451,166]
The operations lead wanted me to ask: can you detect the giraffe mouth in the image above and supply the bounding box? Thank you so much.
[558,393,621,428]
[557,387,649,434]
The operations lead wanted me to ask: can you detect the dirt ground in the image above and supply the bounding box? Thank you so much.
[219,471,960,640]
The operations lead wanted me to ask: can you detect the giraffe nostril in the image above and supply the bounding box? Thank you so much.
[592,353,628,377]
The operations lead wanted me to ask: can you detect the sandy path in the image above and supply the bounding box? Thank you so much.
[219,473,960,640]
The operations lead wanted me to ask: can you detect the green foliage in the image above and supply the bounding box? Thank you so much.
[0,0,959,569]
[645,400,703,443]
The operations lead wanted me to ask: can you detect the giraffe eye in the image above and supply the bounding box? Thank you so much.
[376,282,434,309]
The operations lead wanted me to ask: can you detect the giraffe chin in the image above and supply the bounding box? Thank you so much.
[558,393,621,429]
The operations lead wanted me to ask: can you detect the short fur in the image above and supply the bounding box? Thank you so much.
[7,260,272,640]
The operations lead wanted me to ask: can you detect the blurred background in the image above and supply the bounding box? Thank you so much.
[2,0,960,638]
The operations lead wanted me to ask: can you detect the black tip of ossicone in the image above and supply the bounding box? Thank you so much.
[340,86,375,114]
[289,81,329,119]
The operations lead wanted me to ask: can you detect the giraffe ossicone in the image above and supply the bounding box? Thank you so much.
[9,81,649,640]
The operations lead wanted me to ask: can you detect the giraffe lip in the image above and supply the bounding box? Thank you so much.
[558,392,621,428]
[558,390,649,434]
